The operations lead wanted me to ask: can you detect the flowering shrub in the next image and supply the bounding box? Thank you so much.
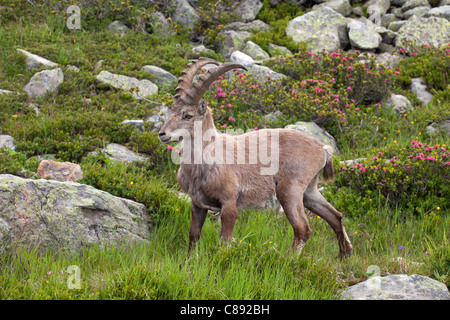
[334,141,449,214]
[202,49,396,148]
[395,43,449,91]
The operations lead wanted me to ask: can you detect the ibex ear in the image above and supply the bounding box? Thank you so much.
[199,100,207,115]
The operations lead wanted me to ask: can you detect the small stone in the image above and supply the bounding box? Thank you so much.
[17,49,58,69]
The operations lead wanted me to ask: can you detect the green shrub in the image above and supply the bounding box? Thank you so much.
[396,44,449,92]
[0,147,38,177]
[333,141,449,215]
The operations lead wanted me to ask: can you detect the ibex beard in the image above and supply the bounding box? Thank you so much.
[159,58,353,260]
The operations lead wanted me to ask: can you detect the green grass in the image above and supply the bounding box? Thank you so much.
[1,197,448,299]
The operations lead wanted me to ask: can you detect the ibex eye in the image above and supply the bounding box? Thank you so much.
[183,114,193,120]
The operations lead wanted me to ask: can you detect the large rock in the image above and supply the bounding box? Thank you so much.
[172,0,199,30]
[107,21,129,36]
[426,6,450,20]
[23,68,64,100]
[223,20,271,32]
[37,160,83,182]
[150,11,174,35]
[141,65,177,88]
[268,44,293,57]
[247,65,286,83]
[395,15,450,52]
[363,0,391,17]
[403,6,430,19]
[233,0,263,22]
[242,41,270,60]
[311,0,353,17]
[96,71,158,99]
[401,0,430,12]
[383,93,412,115]
[285,121,339,154]
[0,89,14,95]
[411,77,433,105]
[285,8,349,53]
[342,274,450,300]
[230,50,255,68]
[97,143,150,163]
[16,49,58,69]
[347,19,382,50]
[0,174,151,252]
[219,30,252,58]
[0,135,15,151]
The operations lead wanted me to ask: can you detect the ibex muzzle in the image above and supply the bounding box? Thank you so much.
[159,58,353,260]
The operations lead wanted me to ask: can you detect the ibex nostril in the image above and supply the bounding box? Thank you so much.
[159,132,166,137]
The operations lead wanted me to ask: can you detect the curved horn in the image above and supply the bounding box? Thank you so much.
[174,57,220,102]
[182,62,248,105]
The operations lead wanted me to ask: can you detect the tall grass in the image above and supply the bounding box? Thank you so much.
[1,195,447,299]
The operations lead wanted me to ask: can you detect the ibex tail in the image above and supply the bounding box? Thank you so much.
[322,145,335,183]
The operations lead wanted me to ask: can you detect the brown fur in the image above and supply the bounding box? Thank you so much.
[159,59,353,260]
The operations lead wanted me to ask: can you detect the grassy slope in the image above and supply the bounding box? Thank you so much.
[0,3,448,299]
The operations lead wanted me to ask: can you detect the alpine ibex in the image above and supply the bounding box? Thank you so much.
[159,58,353,259]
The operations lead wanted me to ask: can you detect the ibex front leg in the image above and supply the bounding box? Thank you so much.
[219,200,238,243]
[188,203,208,256]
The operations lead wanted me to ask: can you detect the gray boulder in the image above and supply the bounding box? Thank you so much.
[0,89,14,95]
[285,122,339,154]
[96,143,150,163]
[230,50,255,68]
[16,49,58,69]
[234,0,263,22]
[411,77,433,105]
[363,0,391,17]
[248,65,286,83]
[426,6,450,20]
[383,93,412,115]
[223,20,271,32]
[121,119,145,132]
[403,6,430,19]
[395,15,450,52]
[388,20,407,32]
[286,8,349,53]
[23,68,64,100]
[347,19,382,50]
[0,135,15,151]
[219,30,252,58]
[141,65,177,87]
[381,14,399,28]
[150,11,174,35]
[96,71,158,99]
[242,41,270,60]
[311,0,353,17]
[0,174,151,252]
[268,44,293,57]
[172,0,199,30]
[108,21,129,36]
[342,274,450,300]
[401,0,430,12]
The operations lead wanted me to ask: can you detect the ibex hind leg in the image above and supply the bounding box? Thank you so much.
[303,181,353,259]
[276,182,312,255]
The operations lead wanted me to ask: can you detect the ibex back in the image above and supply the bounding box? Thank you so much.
[159,58,353,259]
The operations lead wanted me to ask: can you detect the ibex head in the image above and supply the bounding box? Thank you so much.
[159,58,247,144]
